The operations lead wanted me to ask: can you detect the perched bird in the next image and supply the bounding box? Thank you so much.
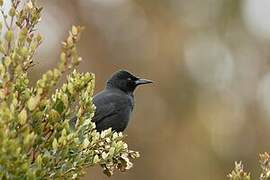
[72,70,153,132]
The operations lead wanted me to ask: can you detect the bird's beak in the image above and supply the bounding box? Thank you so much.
[135,79,153,85]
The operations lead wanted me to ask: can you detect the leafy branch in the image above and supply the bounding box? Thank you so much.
[0,0,139,179]
[228,152,270,180]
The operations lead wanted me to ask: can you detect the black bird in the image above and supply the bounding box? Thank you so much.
[72,70,153,132]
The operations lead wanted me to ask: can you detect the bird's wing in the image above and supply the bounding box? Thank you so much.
[92,101,118,123]
[92,90,131,124]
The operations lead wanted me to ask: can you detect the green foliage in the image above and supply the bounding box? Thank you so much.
[228,152,270,180]
[227,162,251,180]
[0,0,139,179]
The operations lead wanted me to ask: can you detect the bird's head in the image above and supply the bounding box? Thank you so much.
[106,70,153,93]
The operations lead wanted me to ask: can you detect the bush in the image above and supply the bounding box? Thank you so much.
[228,152,270,180]
[0,0,139,179]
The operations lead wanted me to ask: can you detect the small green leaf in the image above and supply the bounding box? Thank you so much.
[5,30,13,42]
[52,138,58,151]
[48,109,60,122]
[101,152,108,160]
[27,95,40,111]
[83,138,90,148]
[8,7,16,17]
[54,99,64,114]
[18,108,27,125]
[24,132,36,147]
[108,147,115,156]
[71,26,78,35]
[36,154,43,167]
[4,56,11,67]
[93,155,100,164]
[62,94,69,107]
[67,83,74,94]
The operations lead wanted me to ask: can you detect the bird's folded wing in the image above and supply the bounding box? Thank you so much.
[92,92,130,124]
[92,102,118,123]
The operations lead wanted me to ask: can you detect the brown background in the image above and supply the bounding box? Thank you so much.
[31,0,270,179]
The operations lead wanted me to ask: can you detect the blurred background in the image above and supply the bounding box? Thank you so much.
[27,0,270,179]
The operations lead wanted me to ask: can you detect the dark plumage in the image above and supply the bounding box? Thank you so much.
[72,70,152,132]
